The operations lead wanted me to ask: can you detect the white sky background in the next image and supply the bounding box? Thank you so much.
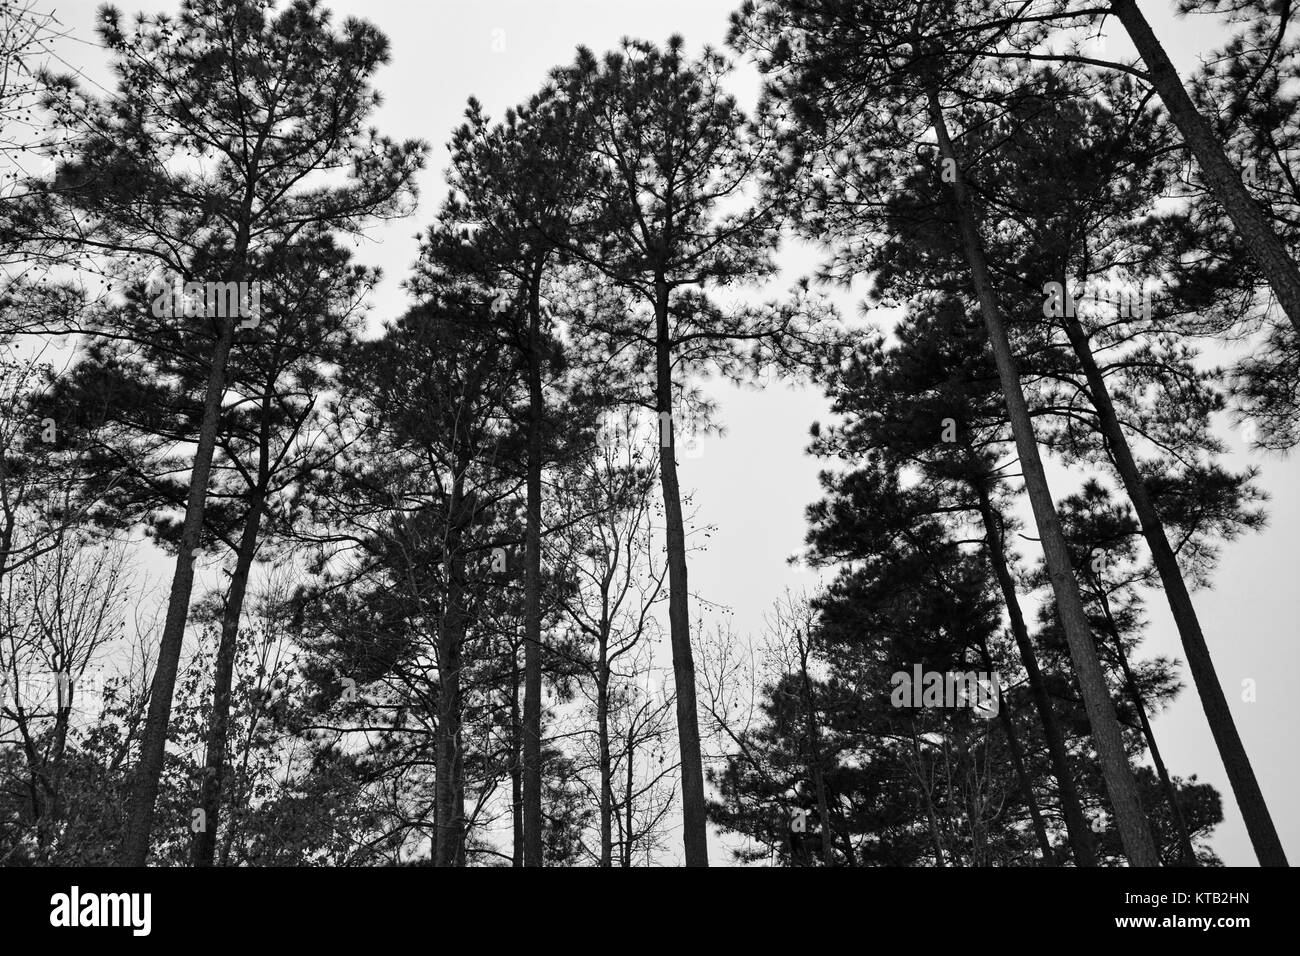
[31,0,1300,866]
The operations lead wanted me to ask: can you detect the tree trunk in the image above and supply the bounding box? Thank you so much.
[1109,0,1300,337]
[192,488,267,866]
[795,630,835,866]
[1088,571,1198,866]
[954,727,986,866]
[454,727,467,866]
[979,642,1055,864]
[13,705,48,851]
[913,730,947,867]
[433,478,467,867]
[510,636,523,867]
[926,84,1160,866]
[522,268,545,867]
[623,718,636,867]
[597,635,613,867]
[46,693,73,854]
[653,277,708,867]
[118,313,237,867]
[970,472,1097,866]
[1060,310,1287,866]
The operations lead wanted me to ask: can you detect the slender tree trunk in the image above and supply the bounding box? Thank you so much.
[996,690,1053,864]
[954,728,986,866]
[510,637,523,867]
[22,675,73,856]
[1108,0,1300,337]
[192,488,266,866]
[795,631,835,866]
[597,636,613,867]
[1060,310,1287,866]
[970,474,1097,866]
[118,313,237,867]
[14,707,47,850]
[434,479,467,867]
[913,731,947,867]
[522,268,545,867]
[46,696,73,853]
[979,642,1055,864]
[623,719,635,867]
[1088,572,1198,866]
[926,84,1160,866]
[231,705,263,864]
[653,277,708,867]
[454,728,467,866]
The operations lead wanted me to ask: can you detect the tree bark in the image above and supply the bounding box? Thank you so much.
[795,629,835,865]
[597,634,613,867]
[912,729,948,867]
[46,692,73,854]
[623,719,636,867]
[433,477,467,867]
[969,472,1098,866]
[1109,0,1300,337]
[192,487,267,866]
[118,312,238,867]
[1088,571,1198,866]
[522,267,545,867]
[926,84,1160,866]
[654,276,709,867]
[978,642,1055,865]
[454,726,467,866]
[510,635,523,867]
[1060,311,1285,865]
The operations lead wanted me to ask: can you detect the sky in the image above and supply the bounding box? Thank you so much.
[31,0,1300,866]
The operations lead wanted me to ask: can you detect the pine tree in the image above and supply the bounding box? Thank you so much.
[30,0,424,865]
[547,37,826,865]
[415,88,595,865]
[732,0,1160,865]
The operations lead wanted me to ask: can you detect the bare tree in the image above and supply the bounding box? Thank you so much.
[0,529,136,860]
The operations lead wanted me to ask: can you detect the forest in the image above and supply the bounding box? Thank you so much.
[0,0,1296,869]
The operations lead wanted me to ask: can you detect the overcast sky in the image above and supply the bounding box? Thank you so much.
[38,0,1300,866]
